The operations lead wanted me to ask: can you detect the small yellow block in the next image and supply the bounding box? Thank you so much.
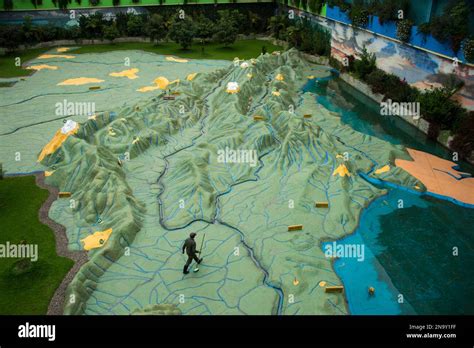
[315,202,329,208]
[304,114,312,118]
[89,86,101,90]
[374,165,390,174]
[288,224,303,231]
[58,192,71,198]
[325,285,344,293]
[253,115,264,121]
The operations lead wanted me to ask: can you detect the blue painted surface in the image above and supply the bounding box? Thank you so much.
[326,5,468,63]
[322,190,418,315]
[309,74,474,315]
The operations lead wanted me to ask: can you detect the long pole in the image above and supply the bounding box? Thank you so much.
[199,233,206,257]
[194,233,206,272]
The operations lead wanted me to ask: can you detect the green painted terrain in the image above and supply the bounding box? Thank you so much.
[0,46,422,314]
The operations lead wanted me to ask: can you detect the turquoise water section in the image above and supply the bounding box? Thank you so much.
[307,73,474,315]
[322,189,419,315]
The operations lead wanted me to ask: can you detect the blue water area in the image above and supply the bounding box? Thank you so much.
[307,74,474,314]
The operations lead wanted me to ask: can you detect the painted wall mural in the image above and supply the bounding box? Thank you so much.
[294,8,474,111]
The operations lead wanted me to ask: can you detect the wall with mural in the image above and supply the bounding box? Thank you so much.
[292,7,474,111]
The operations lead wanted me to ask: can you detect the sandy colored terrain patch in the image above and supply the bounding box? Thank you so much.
[81,228,113,251]
[375,165,390,174]
[37,121,79,162]
[186,72,197,81]
[38,54,75,59]
[154,76,170,89]
[396,148,474,205]
[333,164,351,177]
[56,47,71,53]
[109,68,139,79]
[58,77,104,86]
[166,56,188,63]
[137,76,181,92]
[26,64,59,71]
[137,85,161,92]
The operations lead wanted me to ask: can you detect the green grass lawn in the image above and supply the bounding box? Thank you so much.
[0,176,73,314]
[0,39,281,78]
[72,39,282,60]
[0,47,49,78]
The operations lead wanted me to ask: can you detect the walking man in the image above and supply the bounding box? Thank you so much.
[182,232,202,274]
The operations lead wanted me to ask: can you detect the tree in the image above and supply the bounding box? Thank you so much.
[349,0,369,27]
[422,0,469,53]
[285,24,302,48]
[127,14,145,37]
[247,11,262,34]
[146,13,166,44]
[0,26,22,51]
[463,38,474,63]
[4,0,13,10]
[86,12,105,40]
[396,19,413,42]
[212,10,239,47]
[115,12,128,36]
[374,0,409,24]
[268,15,289,40]
[194,14,213,42]
[22,16,37,44]
[417,88,466,131]
[451,111,474,160]
[308,0,323,14]
[58,0,68,9]
[353,47,377,80]
[104,23,119,42]
[168,16,195,50]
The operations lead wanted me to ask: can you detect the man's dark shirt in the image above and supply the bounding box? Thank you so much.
[182,237,197,256]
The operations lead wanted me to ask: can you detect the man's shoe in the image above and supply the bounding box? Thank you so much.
[183,265,189,274]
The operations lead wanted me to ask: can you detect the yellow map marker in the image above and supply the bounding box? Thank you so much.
[81,228,113,251]
[109,68,139,79]
[374,165,390,174]
[166,56,188,63]
[26,64,58,71]
[58,77,104,86]
[38,54,75,59]
[332,164,351,177]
